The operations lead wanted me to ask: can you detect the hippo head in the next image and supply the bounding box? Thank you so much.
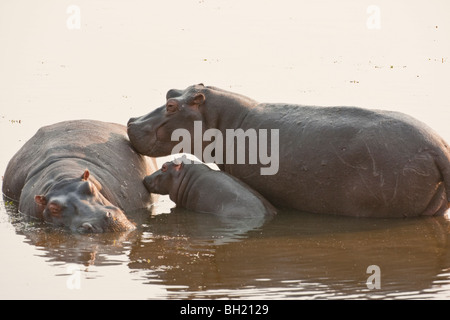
[127,84,206,157]
[34,170,136,233]
[143,160,184,195]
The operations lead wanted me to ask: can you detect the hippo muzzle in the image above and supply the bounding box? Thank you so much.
[74,208,136,234]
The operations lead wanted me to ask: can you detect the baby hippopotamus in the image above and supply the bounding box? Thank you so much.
[143,157,277,217]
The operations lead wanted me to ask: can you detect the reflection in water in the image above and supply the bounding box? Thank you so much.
[128,210,450,299]
[5,198,450,299]
[5,200,140,267]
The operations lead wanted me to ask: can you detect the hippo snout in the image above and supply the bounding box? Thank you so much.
[143,175,155,192]
[78,222,103,233]
[75,209,136,233]
[127,117,138,127]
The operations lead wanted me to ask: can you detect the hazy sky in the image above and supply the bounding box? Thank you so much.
[0,0,449,141]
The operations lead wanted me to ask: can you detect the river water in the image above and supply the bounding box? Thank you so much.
[0,0,449,299]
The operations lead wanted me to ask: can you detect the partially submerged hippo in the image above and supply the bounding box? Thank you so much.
[144,158,277,217]
[128,84,450,218]
[2,120,158,233]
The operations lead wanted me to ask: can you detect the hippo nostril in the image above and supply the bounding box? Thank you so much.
[79,222,103,233]
[80,222,94,233]
[127,118,136,127]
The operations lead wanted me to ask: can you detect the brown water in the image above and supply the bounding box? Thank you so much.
[1,0,449,299]
[2,202,450,299]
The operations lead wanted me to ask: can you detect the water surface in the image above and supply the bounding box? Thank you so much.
[2,201,450,299]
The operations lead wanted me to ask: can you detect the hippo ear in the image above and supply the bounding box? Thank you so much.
[190,93,205,107]
[34,195,47,206]
[173,156,184,165]
[181,154,188,163]
[81,170,90,181]
[174,162,183,171]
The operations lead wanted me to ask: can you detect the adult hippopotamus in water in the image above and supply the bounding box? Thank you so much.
[3,120,158,233]
[127,84,450,218]
[144,157,277,217]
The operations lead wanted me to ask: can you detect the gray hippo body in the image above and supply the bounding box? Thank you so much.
[3,120,158,232]
[144,158,277,217]
[128,84,450,218]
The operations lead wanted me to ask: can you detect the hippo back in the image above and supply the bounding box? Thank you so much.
[2,120,157,212]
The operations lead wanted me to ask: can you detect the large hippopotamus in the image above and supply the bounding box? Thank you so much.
[127,84,450,218]
[2,120,158,232]
[144,157,277,217]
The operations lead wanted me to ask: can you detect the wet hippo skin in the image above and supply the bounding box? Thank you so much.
[2,120,158,232]
[144,158,277,217]
[128,84,450,218]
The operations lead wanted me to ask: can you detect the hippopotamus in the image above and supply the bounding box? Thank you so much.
[143,157,277,217]
[2,120,158,232]
[127,84,450,218]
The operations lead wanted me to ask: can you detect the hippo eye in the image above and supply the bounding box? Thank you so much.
[48,202,63,218]
[161,164,168,172]
[166,101,179,114]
